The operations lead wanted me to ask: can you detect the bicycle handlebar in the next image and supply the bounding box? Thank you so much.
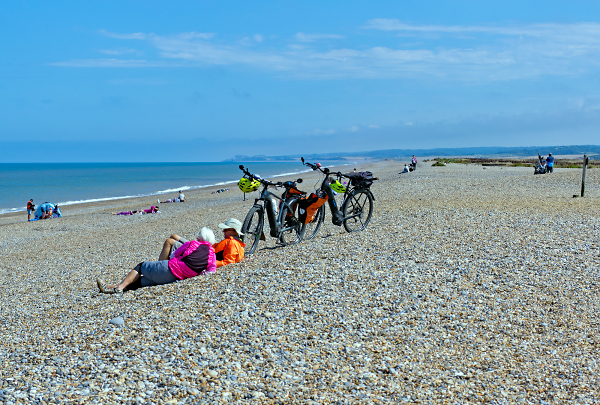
[239,165,303,189]
[300,157,349,179]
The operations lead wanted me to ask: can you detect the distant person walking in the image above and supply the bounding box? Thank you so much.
[26,199,35,221]
[411,155,418,171]
[546,153,554,173]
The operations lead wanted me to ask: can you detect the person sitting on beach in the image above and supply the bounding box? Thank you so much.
[97,227,217,294]
[159,218,245,269]
[159,191,185,203]
[41,206,52,219]
[34,202,60,220]
[400,164,409,174]
[213,218,245,268]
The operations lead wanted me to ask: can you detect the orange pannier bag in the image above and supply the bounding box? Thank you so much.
[282,184,305,219]
[298,191,328,224]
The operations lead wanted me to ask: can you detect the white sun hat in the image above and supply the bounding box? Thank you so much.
[218,218,244,236]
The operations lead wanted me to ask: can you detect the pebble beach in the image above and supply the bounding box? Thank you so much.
[0,161,599,404]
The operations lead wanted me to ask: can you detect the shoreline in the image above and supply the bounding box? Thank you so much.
[0,161,359,217]
[0,162,358,226]
[0,161,365,227]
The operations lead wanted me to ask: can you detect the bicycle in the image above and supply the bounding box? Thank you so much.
[238,165,306,254]
[299,158,376,239]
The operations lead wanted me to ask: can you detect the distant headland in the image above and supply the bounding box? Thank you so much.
[222,145,600,162]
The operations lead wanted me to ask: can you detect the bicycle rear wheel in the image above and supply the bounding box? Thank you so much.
[241,205,264,254]
[300,204,325,240]
[278,201,303,246]
[341,189,373,232]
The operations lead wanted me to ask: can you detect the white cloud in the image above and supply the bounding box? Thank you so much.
[98,48,138,55]
[368,124,380,129]
[53,23,600,81]
[307,128,336,135]
[404,122,414,126]
[98,29,148,40]
[345,125,359,132]
[50,58,154,67]
[294,32,344,42]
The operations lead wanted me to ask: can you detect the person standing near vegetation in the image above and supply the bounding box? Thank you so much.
[546,153,554,173]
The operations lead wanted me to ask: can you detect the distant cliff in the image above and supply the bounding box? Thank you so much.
[223,145,600,162]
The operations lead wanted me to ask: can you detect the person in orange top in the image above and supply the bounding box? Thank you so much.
[213,218,246,268]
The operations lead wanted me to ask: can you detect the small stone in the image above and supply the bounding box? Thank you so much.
[207,370,218,378]
[109,317,125,326]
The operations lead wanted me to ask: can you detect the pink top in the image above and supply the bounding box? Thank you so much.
[168,240,216,280]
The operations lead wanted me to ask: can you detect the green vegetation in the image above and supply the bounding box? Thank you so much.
[556,163,582,168]
[427,157,599,169]
[435,158,472,164]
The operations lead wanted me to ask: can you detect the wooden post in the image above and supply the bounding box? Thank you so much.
[581,155,588,197]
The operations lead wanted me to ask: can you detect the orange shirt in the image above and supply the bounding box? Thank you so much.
[212,236,245,268]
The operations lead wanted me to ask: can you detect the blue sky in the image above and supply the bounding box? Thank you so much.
[1,1,600,162]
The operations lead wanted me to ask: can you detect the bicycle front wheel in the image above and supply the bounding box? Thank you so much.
[341,189,373,232]
[241,205,264,254]
[278,201,303,246]
[300,204,325,241]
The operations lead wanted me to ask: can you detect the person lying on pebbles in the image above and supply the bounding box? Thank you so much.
[111,206,160,216]
[160,218,246,269]
[97,227,216,294]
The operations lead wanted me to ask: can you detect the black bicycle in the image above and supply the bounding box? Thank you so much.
[300,158,376,238]
[239,165,306,254]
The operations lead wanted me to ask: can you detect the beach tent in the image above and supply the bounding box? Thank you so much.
[34,202,62,219]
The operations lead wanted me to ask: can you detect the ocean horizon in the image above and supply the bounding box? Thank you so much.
[0,161,351,215]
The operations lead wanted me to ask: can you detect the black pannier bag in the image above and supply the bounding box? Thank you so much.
[298,191,328,224]
[347,171,374,188]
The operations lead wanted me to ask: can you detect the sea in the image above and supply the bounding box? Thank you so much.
[0,162,348,215]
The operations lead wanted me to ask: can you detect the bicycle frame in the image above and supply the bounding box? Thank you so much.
[301,158,376,225]
[253,186,300,238]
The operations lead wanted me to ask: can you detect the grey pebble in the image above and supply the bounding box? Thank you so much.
[109,316,125,326]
